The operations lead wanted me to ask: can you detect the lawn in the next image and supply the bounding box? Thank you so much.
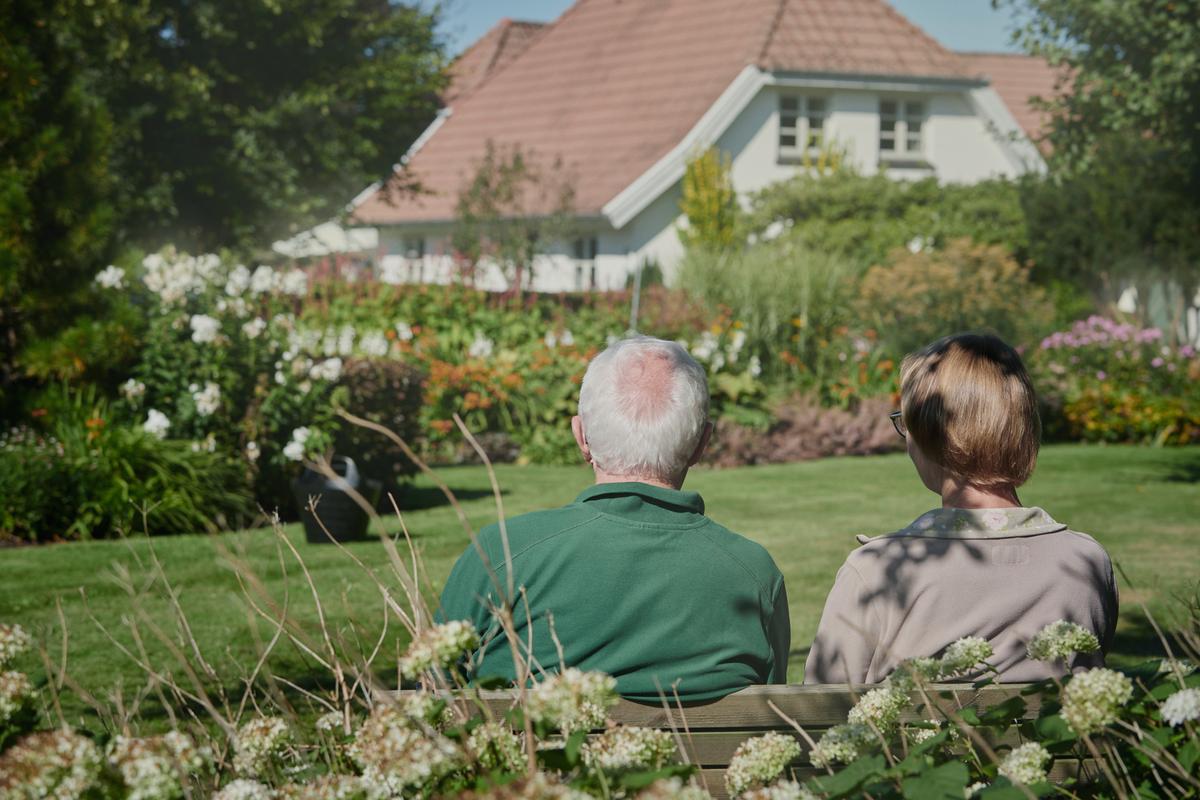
[2,444,1197,728]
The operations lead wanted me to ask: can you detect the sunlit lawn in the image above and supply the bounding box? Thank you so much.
[2,444,1197,727]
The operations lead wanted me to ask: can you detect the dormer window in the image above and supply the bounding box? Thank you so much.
[779,95,827,162]
[879,99,924,160]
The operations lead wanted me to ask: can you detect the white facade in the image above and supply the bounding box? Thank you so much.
[365,68,1044,292]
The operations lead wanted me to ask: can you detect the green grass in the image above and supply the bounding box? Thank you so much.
[2,444,1197,727]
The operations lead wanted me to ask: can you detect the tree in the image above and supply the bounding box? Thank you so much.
[0,0,118,396]
[452,141,577,294]
[96,0,448,252]
[1003,0,1200,329]
[678,147,739,252]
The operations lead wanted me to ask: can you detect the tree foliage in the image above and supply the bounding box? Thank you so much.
[1004,0,1200,322]
[452,141,577,293]
[679,147,739,251]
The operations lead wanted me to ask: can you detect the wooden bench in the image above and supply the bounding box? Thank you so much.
[448,684,1096,798]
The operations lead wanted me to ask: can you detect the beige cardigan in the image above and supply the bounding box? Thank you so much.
[804,507,1118,684]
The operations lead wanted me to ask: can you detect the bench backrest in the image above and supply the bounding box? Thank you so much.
[443,684,1092,798]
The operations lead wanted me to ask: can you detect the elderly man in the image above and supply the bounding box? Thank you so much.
[438,335,790,701]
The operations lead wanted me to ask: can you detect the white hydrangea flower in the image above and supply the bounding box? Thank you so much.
[190,381,221,416]
[310,357,344,383]
[142,250,207,305]
[245,442,260,463]
[808,723,872,769]
[283,441,305,461]
[213,779,273,800]
[337,325,356,356]
[560,329,575,347]
[398,621,479,679]
[902,720,942,747]
[120,378,147,402]
[1157,658,1196,679]
[1160,687,1200,727]
[314,710,345,734]
[0,728,103,799]
[108,731,209,800]
[740,780,819,800]
[249,266,277,295]
[544,331,559,349]
[466,721,524,773]
[635,777,713,800]
[847,685,908,733]
[225,265,251,296]
[728,329,747,360]
[280,269,308,297]
[691,331,719,361]
[349,705,463,795]
[1060,668,1133,735]
[0,623,32,668]
[1027,620,1100,663]
[468,332,494,359]
[725,732,802,796]
[359,331,390,358]
[749,355,763,378]
[275,775,367,800]
[190,433,217,453]
[242,318,267,339]
[997,742,1050,785]
[0,670,33,723]
[232,716,289,776]
[143,409,171,440]
[527,669,618,735]
[965,781,989,797]
[95,265,126,289]
[395,322,414,341]
[583,726,676,772]
[189,314,221,344]
[939,636,993,676]
[379,261,406,285]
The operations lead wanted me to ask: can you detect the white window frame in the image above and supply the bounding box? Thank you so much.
[778,94,828,162]
[879,98,926,161]
[573,237,598,291]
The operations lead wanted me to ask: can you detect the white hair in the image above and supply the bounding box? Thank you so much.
[578,335,710,481]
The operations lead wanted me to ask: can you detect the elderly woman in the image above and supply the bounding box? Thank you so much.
[805,333,1118,684]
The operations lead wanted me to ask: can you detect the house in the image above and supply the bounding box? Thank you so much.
[348,0,1061,293]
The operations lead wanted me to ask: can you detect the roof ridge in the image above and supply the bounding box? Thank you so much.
[755,0,790,66]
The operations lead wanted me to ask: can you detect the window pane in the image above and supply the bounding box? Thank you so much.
[880,117,895,132]
[906,134,921,151]
[781,96,798,111]
[808,97,825,113]
[880,130,896,151]
[809,115,824,130]
[905,102,924,118]
[780,134,797,147]
[780,114,797,130]
[880,100,897,116]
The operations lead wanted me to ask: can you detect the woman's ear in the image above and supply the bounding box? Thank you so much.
[571,415,592,464]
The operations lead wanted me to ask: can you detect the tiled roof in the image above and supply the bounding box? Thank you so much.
[444,19,546,106]
[960,52,1063,145]
[759,0,971,79]
[352,0,983,226]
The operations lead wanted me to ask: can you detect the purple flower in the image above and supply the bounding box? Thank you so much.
[1096,371,1107,380]
[1181,346,1196,358]
[1151,357,1164,368]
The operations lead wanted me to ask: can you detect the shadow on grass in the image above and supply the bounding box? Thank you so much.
[1162,449,1200,484]
[1108,611,1169,670]
[383,484,502,513]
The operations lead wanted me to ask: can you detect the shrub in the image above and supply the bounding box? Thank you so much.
[0,387,252,542]
[745,172,1029,271]
[856,238,1056,355]
[708,395,901,468]
[1029,316,1200,444]
[333,358,425,486]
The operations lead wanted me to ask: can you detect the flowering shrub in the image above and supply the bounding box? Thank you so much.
[1030,316,1200,444]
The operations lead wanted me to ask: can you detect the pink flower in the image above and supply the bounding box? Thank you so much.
[1096,371,1107,380]
[1151,357,1164,368]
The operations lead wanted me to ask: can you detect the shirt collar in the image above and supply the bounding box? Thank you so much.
[575,482,706,516]
[858,506,1068,543]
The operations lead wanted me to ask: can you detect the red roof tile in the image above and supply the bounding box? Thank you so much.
[353,0,983,226]
[444,19,546,106]
[960,52,1064,145]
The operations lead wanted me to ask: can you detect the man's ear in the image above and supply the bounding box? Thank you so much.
[571,415,592,464]
[687,420,714,467]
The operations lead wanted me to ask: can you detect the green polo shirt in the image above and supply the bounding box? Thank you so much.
[437,482,790,702]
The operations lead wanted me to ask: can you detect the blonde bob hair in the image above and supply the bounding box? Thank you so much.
[900,333,1041,487]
